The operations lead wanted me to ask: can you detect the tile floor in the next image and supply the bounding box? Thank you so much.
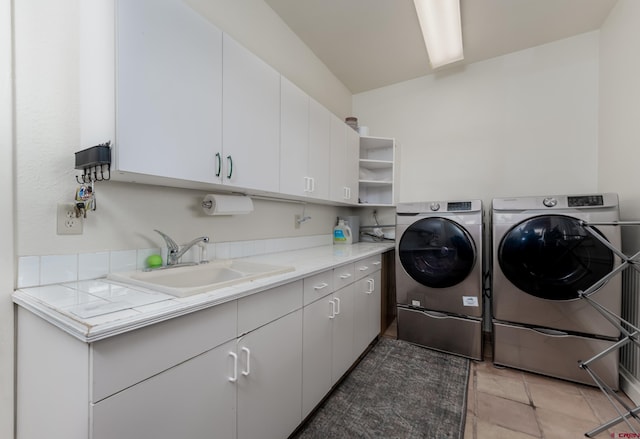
[382,320,639,438]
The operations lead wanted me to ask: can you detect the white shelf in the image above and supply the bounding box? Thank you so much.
[358,136,396,206]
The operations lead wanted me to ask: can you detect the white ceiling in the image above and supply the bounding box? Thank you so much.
[264,0,618,94]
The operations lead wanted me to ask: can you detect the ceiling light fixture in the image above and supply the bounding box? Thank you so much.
[413,0,464,69]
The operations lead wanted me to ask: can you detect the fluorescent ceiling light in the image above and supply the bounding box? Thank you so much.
[414,0,464,69]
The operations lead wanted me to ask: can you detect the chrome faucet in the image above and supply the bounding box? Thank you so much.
[154,230,209,266]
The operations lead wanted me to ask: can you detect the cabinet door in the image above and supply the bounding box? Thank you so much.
[223,35,280,192]
[307,98,331,200]
[345,126,360,203]
[331,283,355,384]
[116,0,222,183]
[302,296,334,418]
[280,77,309,197]
[353,271,382,356]
[237,310,303,439]
[329,114,348,202]
[91,340,237,439]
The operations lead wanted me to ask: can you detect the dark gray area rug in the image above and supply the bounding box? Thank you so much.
[292,337,470,439]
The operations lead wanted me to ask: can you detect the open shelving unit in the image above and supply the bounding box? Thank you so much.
[358,136,396,206]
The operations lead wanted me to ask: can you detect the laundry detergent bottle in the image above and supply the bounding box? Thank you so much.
[333,219,352,245]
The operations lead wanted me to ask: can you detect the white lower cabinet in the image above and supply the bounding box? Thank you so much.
[16,254,384,439]
[237,310,302,439]
[354,270,382,355]
[301,256,382,419]
[92,339,237,439]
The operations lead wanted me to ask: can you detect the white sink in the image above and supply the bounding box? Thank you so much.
[108,259,294,297]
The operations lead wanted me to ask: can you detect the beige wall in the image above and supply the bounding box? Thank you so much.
[599,0,640,250]
[353,32,600,206]
[0,0,14,435]
[14,0,353,257]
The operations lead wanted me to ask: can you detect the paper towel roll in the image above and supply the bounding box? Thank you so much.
[202,194,254,215]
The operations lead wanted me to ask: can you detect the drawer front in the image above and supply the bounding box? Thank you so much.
[238,280,303,335]
[333,263,355,290]
[493,321,619,389]
[354,255,382,280]
[303,270,334,306]
[91,300,237,403]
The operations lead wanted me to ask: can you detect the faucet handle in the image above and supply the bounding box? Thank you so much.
[154,229,179,253]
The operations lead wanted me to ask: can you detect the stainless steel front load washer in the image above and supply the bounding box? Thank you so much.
[492,193,622,388]
[396,200,484,360]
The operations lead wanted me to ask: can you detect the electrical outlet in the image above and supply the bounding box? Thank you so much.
[57,203,83,235]
[294,214,301,229]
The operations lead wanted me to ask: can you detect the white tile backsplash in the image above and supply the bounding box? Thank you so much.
[79,252,109,280]
[110,250,137,273]
[41,254,78,285]
[17,235,332,288]
[17,256,39,288]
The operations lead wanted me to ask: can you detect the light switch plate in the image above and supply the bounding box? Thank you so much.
[57,203,83,235]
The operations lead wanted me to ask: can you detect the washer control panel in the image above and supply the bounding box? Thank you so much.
[429,202,440,211]
[543,197,558,208]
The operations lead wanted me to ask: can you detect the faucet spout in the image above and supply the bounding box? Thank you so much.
[174,236,209,262]
[154,230,209,266]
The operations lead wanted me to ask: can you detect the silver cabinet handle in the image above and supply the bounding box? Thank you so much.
[329,300,336,319]
[314,282,329,291]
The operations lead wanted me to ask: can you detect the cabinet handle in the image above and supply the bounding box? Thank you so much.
[334,297,341,315]
[372,261,381,266]
[343,187,348,200]
[228,352,238,382]
[347,187,351,200]
[215,152,222,177]
[310,177,315,193]
[226,155,233,179]
[304,177,310,193]
[329,300,336,319]
[367,279,375,294]
[314,282,329,291]
[241,346,251,376]
[358,266,369,271]
[339,273,352,280]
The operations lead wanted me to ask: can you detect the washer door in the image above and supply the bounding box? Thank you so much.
[398,217,476,288]
[498,215,614,300]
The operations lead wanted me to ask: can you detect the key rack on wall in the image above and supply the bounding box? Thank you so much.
[575,220,640,437]
[75,141,111,184]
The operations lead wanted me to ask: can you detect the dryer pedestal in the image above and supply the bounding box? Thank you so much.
[398,306,483,360]
[493,321,618,389]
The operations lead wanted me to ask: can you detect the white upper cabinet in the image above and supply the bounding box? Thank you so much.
[330,115,359,204]
[279,77,309,197]
[307,98,331,200]
[115,0,222,183]
[279,78,331,199]
[222,35,280,193]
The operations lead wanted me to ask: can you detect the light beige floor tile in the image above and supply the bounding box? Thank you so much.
[583,388,639,426]
[475,360,527,381]
[536,406,602,439]
[477,370,529,404]
[476,392,541,437]
[467,367,477,415]
[527,380,597,422]
[475,419,540,439]
[464,413,475,439]
[523,371,587,395]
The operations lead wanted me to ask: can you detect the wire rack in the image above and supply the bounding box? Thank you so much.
[576,220,640,437]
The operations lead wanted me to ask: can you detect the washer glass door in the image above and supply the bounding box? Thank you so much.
[398,217,476,288]
[498,215,614,300]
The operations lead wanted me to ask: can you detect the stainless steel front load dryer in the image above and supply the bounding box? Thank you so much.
[492,193,621,388]
[396,200,483,360]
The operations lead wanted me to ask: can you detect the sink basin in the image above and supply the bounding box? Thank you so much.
[107,260,294,297]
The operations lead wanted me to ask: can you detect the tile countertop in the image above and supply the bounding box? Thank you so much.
[13,242,394,343]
